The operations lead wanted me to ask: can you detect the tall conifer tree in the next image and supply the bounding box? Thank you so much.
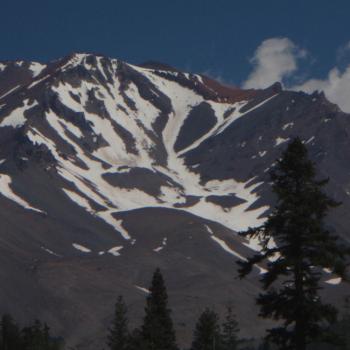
[190,308,222,350]
[221,306,240,350]
[107,296,129,350]
[141,268,177,350]
[238,138,350,350]
[0,314,22,350]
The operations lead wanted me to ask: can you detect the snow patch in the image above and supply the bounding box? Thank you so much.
[211,235,247,261]
[153,246,163,252]
[135,285,150,294]
[325,277,341,285]
[29,62,46,77]
[205,225,214,235]
[62,189,94,213]
[275,137,289,146]
[186,179,268,232]
[153,237,168,252]
[206,225,266,274]
[72,243,91,253]
[305,136,315,144]
[0,85,21,100]
[41,246,62,257]
[282,122,294,130]
[99,215,131,240]
[28,75,50,88]
[108,246,123,256]
[0,99,37,128]
[0,174,45,213]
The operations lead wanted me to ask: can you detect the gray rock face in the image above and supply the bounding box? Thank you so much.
[0,53,348,349]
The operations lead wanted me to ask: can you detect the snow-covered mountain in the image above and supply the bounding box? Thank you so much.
[0,53,348,349]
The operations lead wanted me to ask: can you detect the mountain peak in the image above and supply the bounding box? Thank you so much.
[267,81,283,93]
[0,53,349,350]
[138,61,181,72]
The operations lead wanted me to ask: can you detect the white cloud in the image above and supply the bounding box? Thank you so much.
[243,38,305,89]
[243,37,350,113]
[294,66,350,112]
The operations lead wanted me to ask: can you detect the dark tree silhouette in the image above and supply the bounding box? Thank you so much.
[107,295,129,350]
[191,308,222,350]
[221,305,240,350]
[141,268,178,350]
[0,314,22,350]
[238,138,350,350]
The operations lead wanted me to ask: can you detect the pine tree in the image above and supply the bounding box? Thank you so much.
[221,306,240,350]
[0,315,62,350]
[107,296,129,350]
[191,308,222,350]
[21,319,63,350]
[141,268,178,350]
[238,137,350,350]
[0,314,22,350]
[21,320,47,350]
[43,325,50,350]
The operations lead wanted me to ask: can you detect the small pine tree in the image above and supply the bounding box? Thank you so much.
[191,308,222,350]
[141,268,178,350]
[21,320,46,350]
[107,296,129,350]
[0,315,62,350]
[43,324,50,350]
[221,306,240,350]
[0,314,22,350]
[238,138,350,350]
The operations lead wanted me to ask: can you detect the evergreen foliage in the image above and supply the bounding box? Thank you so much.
[141,268,178,350]
[0,316,62,350]
[308,297,350,350]
[221,306,240,350]
[126,328,143,350]
[107,296,129,350]
[0,314,22,350]
[191,308,222,350]
[238,137,350,350]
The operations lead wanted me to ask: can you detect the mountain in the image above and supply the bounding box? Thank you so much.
[0,53,348,349]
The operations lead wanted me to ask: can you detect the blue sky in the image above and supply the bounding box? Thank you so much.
[1,0,350,110]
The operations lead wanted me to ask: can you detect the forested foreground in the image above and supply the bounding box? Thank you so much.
[1,138,350,350]
[0,315,63,350]
[1,267,349,350]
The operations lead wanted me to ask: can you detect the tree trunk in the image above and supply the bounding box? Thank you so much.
[294,259,306,350]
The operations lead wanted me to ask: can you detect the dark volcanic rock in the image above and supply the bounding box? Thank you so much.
[174,102,217,152]
[205,195,246,209]
[102,168,183,198]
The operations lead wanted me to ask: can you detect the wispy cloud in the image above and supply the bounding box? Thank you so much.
[294,67,350,112]
[243,37,350,113]
[243,38,306,89]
